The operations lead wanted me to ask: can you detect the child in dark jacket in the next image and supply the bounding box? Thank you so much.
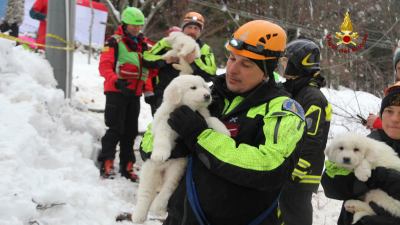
[322,82,400,225]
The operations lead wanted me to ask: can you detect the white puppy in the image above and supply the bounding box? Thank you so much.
[131,75,230,223]
[162,31,201,74]
[325,133,400,223]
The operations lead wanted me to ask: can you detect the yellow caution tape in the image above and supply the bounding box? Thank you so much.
[0,33,74,51]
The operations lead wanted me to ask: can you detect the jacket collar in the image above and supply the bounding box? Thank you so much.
[212,74,290,117]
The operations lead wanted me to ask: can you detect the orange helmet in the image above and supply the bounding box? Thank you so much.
[182,12,205,30]
[226,20,287,60]
[384,81,400,96]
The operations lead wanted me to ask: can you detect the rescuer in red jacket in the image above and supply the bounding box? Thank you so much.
[97,7,153,182]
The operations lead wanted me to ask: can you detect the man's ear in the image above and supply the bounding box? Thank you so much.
[163,82,182,106]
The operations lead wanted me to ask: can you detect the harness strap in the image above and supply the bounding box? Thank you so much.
[186,156,210,225]
[186,156,280,225]
[135,52,144,91]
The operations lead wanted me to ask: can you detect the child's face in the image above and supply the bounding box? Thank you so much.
[382,104,400,140]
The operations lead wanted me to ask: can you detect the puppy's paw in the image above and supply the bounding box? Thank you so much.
[172,63,193,74]
[344,199,364,213]
[352,213,363,224]
[354,168,371,182]
[131,213,146,224]
[352,211,374,224]
[206,117,231,136]
[151,150,170,162]
[149,206,167,218]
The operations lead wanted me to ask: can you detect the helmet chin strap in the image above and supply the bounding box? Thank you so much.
[263,60,278,86]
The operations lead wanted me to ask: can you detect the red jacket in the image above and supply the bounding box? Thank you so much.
[372,117,383,129]
[99,26,155,95]
[31,0,48,49]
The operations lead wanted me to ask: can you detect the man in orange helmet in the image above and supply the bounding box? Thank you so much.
[140,20,306,225]
[143,11,217,114]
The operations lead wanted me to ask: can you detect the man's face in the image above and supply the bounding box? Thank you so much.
[382,105,400,140]
[183,24,201,40]
[225,53,265,93]
[396,61,400,81]
[126,24,142,36]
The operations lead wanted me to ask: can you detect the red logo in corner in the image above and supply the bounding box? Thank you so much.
[326,12,368,54]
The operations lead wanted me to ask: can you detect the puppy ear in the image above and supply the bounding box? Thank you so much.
[163,82,182,105]
[164,32,177,44]
[364,140,377,163]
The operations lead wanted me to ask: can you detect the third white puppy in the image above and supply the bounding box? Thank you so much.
[131,75,230,223]
[162,31,200,74]
[325,133,400,223]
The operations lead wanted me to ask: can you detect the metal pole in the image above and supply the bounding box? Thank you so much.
[45,0,75,98]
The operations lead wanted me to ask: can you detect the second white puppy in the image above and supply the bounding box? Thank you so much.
[162,31,201,74]
[325,133,400,181]
[325,133,400,223]
[131,75,230,223]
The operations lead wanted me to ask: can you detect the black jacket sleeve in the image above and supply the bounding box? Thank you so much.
[367,167,400,200]
[321,171,364,200]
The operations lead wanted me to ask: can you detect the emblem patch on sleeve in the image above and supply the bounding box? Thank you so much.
[282,99,305,120]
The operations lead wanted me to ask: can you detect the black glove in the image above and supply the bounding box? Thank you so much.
[369,202,392,217]
[144,95,156,105]
[170,138,191,158]
[352,179,369,197]
[115,79,134,97]
[168,105,208,149]
[367,167,400,200]
[358,215,400,225]
[367,167,389,188]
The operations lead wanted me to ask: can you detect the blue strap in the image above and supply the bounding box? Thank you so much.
[248,192,281,225]
[186,156,280,225]
[186,156,210,225]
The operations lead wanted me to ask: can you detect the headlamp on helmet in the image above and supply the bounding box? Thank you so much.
[182,12,205,30]
[226,20,286,60]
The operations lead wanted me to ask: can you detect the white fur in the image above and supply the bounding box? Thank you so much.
[162,32,201,74]
[325,133,400,223]
[131,75,230,223]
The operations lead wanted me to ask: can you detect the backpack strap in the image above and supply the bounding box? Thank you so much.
[109,34,121,71]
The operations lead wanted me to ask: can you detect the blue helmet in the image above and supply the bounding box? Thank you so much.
[284,39,320,76]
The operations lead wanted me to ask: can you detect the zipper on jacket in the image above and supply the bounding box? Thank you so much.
[274,117,282,144]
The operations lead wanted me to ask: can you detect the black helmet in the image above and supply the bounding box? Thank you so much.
[284,38,320,76]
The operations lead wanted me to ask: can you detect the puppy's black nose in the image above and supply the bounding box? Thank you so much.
[204,94,211,101]
[342,157,351,164]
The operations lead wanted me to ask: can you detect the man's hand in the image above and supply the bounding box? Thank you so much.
[183,50,198,64]
[144,91,156,105]
[366,114,379,129]
[115,79,134,96]
[164,56,179,64]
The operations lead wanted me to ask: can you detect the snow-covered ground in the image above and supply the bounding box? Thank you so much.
[0,39,381,225]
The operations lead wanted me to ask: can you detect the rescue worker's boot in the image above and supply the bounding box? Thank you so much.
[100,159,116,179]
[120,161,139,182]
